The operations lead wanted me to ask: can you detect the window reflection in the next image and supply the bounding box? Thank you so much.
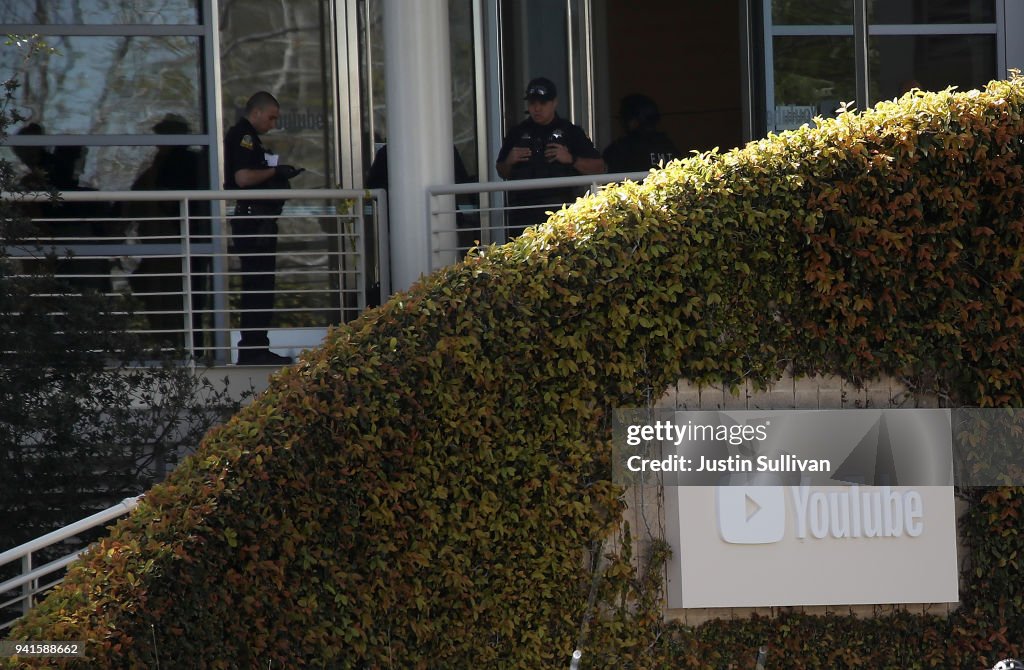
[773,36,855,130]
[0,35,203,136]
[870,35,997,102]
[501,0,569,130]
[450,0,478,179]
[772,0,852,26]
[219,0,334,187]
[2,143,207,192]
[869,0,995,25]
[0,0,199,25]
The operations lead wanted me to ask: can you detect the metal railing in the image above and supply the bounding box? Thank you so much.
[0,497,140,631]
[4,188,388,365]
[426,171,648,271]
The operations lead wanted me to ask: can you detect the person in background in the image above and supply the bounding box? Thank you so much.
[224,91,304,366]
[602,93,680,173]
[13,124,113,292]
[12,123,56,191]
[495,77,604,238]
[365,143,479,269]
[124,114,210,353]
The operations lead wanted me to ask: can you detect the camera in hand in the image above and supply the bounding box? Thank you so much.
[515,133,544,158]
[516,131,566,162]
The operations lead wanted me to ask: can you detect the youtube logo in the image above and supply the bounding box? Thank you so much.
[716,486,786,544]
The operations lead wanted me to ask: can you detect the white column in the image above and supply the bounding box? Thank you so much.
[383,0,456,292]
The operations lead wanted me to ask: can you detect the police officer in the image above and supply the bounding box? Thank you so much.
[224,91,303,365]
[603,93,680,173]
[496,77,605,238]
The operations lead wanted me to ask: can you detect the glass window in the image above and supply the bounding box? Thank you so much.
[772,36,855,130]
[0,0,200,25]
[772,0,852,26]
[870,34,997,102]
[363,0,385,159]
[766,0,1000,137]
[869,0,995,25]
[0,35,204,135]
[500,0,569,130]
[219,0,335,187]
[450,0,478,179]
[2,144,209,192]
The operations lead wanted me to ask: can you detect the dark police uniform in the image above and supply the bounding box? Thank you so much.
[496,114,601,237]
[602,128,680,173]
[223,117,286,352]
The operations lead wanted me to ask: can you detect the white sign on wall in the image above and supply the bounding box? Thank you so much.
[664,485,959,608]
[773,104,817,131]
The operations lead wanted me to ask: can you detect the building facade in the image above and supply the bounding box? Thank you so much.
[2,0,1021,293]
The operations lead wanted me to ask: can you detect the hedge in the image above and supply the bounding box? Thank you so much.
[5,77,1024,669]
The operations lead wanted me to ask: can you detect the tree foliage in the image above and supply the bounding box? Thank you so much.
[0,39,249,619]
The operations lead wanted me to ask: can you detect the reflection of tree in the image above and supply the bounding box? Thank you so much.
[218,6,311,62]
[219,1,324,120]
[91,35,133,138]
[7,2,202,190]
[275,2,301,102]
[774,36,855,106]
[771,0,853,26]
[4,0,200,24]
[366,0,386,141]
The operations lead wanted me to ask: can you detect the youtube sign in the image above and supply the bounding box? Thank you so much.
[665,485,958,608]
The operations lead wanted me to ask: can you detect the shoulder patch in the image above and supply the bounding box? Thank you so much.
[240,134,254,150]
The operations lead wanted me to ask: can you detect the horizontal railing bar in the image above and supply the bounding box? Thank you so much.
[4,188,384,202]
[426,172,649,197]
[0,577,65,615]
[0,552,83,596]
[5,244,218,257]
[0,497,140,567]
[0,579,64,631]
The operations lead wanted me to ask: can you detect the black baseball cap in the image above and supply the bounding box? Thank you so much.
[524,77,557,102]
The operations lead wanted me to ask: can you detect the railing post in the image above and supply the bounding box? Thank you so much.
[20,554,31,616]
[181,197,196,358]
[209,198,231,365]
[354,196,366,314]
[373,189,391,301]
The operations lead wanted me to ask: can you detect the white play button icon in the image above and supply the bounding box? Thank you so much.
[717,486,786,544]
[745,493,762,521]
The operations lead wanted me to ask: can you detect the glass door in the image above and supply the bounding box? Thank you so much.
[494,0,596,149]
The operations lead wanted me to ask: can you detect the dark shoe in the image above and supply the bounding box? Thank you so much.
[236,349,294,366]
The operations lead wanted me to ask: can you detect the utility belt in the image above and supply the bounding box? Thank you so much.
[510,158,576,182]
[235,200,284,217]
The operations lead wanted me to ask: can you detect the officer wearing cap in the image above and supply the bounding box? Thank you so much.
[224,91,304,365]
[496,76,605,237]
